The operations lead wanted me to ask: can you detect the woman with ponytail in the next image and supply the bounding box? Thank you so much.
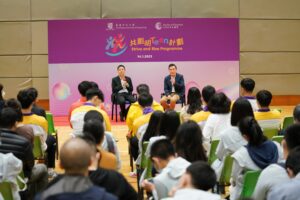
[230,116,282,200]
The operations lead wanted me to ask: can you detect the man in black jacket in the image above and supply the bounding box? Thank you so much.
[111,65,136,121]
[0,107,48,199]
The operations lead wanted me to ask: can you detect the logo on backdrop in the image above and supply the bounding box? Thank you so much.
[105,34,128,56]
[106,22,114,30]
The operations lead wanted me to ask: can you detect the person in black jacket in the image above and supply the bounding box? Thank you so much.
[0,107,48,199]
[160,63,185,110]
[111,65,136,121]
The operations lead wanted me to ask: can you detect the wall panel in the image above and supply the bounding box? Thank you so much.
[172,0,239,18]
[102,0,171,18]
[32,78,49,99]
[0,0,30,21]
[0,78,32,98]
[0,56,31,77]
[32,55,48,77]
[31,0,101,20]
[32,21,48,54]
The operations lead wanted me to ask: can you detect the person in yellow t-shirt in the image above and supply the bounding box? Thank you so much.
[126,84,163,133]
[254,90,281,130]
[190,85,216,130]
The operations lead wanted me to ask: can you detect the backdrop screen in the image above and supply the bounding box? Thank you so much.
[48,18,239,115]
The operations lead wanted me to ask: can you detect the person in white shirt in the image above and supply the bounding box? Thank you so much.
[213,97,253,179]
[167,161,221,200]
[202,92,231,150]
[267,146,300,200]
[141,139,190,200]
[230,117,282,200]
[253,124,300,200]
[240,78,258,111]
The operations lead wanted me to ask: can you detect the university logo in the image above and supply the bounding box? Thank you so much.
[105,34,128,56]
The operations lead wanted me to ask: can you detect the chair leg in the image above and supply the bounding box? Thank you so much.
[115,102,118,122]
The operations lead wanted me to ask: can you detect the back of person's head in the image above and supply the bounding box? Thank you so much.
[80,134,98,155]
[0,107,18,129]
[284,124,300,151]
[83,119,105,145]
[17,89,35,109]
[175,121,207,162]
[84,110,104,123]
[208,92,231,114]
[286,146,300,177]
[5,98,23,122]
[0,83,3,100]
[186,161,216,191]
[293,105,300,123]
[85,88,104,102]
[240,78,255,93]
[60,138,92,174]
[238,116,266,146]
[27,87,38,101]
[256,90,272,107]
[202,85,216,104]
[150,139,175,160]
[90,81,99,89]
[78,81,92,96]
[159,110,180,141]
[136,84,150,95]
[187,87,202,115]
[231,97,254,126]
[142,110,164,143]
[138,93,153,108]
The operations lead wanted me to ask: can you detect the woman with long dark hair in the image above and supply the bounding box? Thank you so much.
[230,117,282,200]
[175,120,207,162]
[180,87,202,122]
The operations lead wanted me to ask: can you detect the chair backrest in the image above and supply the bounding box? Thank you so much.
[0,182,13,200]
[33,136,44,159]
[263,128,278,139]
[208,140,220,165]
[141,142,149,169]
[240,170,261,198]
[17,171,26,191]
[46,112,56,134]
[271,135,284,144]
[282,116,293,130]
[219,155,234,185]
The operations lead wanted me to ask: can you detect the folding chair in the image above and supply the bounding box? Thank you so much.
[240,170,261,199]
[282,116,293,130]
[137,142,149,200]
[208,140,220,165]
[271,135,284,144]
[217,155,234,194]
[46,112,59,159]
[0,182,13,200]
[263,128,278,140]
[33,136,46,164]
[111,93,137,122]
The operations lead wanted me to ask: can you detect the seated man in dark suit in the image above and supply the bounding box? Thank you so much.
[111,64,136,121]
[160,63,185,110]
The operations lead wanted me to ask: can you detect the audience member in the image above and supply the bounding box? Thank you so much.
[0,107,48,199]
[83,110,121,170]
[175,120,207,162]
[169,161,220,200]
[240,78,258,111]
[35,138,117,200]
[230,117,282,200]
[83,119,117,170]
[17,89,57,176]
[202,92,231,150]
[83,136,138,200]
[5,98,34,144]
[126,84,163,133]
[253,124,300,200]
[111,64,136,121]
[160,63,185,110]
[190,85,216,129]
[254,90,281,130]
[0,83,5,112]
[28,87,46,118]
[267,146,300,200]
[213,97,253,178]
[142,139,190,199]
[180,87,202,122]
[159,110,181,142]
[70,88,111,136]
